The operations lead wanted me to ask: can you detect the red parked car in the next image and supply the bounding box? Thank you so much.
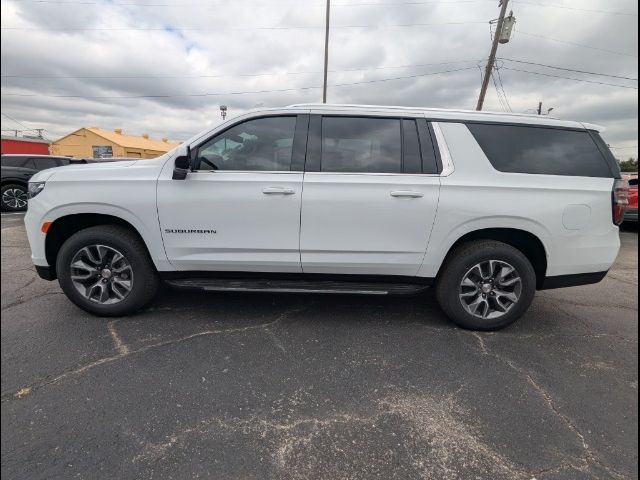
[624,174,638,222]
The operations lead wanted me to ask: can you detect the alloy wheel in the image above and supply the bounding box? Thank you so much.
[70,245,134,304]
[459,260,523,320]
[2,188,27,209]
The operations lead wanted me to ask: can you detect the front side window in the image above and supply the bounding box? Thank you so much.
[321,117,402,173]
[196,116,296,172]
[0,157,28,168]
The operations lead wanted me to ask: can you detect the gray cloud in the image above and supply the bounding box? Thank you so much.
[1,0,637,157]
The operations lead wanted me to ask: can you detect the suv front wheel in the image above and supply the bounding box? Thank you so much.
[436,240,537,330]
[56,225,159,316]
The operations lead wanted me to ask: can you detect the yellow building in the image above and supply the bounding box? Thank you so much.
[52,127,179,159]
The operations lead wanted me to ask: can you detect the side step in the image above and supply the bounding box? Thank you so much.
[164,278,430,296]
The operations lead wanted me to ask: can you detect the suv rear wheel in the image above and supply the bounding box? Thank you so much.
[1,184,28,211]
[56,225,159,316]
[436,240,536,330]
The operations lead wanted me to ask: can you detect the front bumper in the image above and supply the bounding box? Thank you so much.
[624,208,638,222]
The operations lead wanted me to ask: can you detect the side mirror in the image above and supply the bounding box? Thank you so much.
[172,149,191,180]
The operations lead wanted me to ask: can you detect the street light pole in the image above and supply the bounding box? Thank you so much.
[476,0,510,111]
[322,0,331,104]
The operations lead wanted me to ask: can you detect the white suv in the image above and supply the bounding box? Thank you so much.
[24,105,627,330]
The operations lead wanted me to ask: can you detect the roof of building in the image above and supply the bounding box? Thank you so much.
[55,128,179,151]
[1,135,51,144]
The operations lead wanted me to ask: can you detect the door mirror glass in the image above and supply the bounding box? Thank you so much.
[172,155,190,180]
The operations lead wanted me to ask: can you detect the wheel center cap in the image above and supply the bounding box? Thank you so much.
[101,269,112,279]
[481,283,493,294]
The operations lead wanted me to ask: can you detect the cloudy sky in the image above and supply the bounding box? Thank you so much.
[1,0,638,158]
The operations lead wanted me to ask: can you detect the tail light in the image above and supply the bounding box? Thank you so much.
[612,179,630,225]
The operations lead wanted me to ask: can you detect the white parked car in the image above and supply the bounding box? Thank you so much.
[24,105,627,330]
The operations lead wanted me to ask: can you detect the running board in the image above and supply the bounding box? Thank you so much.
[164,278,430,296]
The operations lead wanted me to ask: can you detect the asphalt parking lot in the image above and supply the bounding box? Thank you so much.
[1,212,637,480]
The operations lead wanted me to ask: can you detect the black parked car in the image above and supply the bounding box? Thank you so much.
[1,155,75,211]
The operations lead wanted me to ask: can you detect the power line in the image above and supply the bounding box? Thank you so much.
[501,67,639,89]
[0,66,478,99]
[499,58,638,81]
[513,1,638,16]
[0,59,482,79]
[491,71,509,112]
[494,66,512,112]
[1,112,30,129]
[515,30,638,58]
[0,21,487,31]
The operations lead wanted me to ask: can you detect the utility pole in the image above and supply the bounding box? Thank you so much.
[476,0,510,111]
[322,0,331,103]
[35,128,44,138]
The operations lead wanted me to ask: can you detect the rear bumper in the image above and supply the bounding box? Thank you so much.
[624,208,638,222]
[35,265,56,281]
[539,271,608,290]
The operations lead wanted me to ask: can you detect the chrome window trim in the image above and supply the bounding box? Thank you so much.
[431,122,455,177]
[303,172,440,178]
[189,170,303,175]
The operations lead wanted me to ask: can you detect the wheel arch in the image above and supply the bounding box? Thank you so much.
[45,213,156,279]
[437,227,548,289]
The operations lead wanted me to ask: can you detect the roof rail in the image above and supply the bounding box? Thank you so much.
[286,103,551,119]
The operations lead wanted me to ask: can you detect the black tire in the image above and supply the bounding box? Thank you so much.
[1,183,28,211]
[436,240,537,331]
[56,225,159,317]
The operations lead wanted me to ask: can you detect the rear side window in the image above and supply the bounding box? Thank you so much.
[31,157,60,170]
[467,124,614,178]
[1,157,28,168]
[321,117,402,173]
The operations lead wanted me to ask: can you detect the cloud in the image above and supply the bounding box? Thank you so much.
[1,0,637,157]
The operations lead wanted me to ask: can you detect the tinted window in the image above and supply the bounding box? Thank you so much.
[1,157,28,168]
[402,119,422,174]
[467,124,614,178]
[197,117,296,171]
[321,117,401,173]
[629,178,638,186]
[32,157,60,170]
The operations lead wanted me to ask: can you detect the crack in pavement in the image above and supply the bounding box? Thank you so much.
[107,319,130,356]
[1,291,63,312]
[467,331,628,480]
[2,307,304,402]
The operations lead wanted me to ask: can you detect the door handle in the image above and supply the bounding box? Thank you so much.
[390,190,424,198]
[263,187,296,195]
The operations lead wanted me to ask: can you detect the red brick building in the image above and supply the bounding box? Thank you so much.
[1,136,51,155]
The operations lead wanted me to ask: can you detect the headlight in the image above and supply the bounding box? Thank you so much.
[28,182,46,199]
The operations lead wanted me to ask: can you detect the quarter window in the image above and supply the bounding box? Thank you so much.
[196,116,297,171]
[321,117,402,173]
[467,124,614,178]
[31,157,60,170]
